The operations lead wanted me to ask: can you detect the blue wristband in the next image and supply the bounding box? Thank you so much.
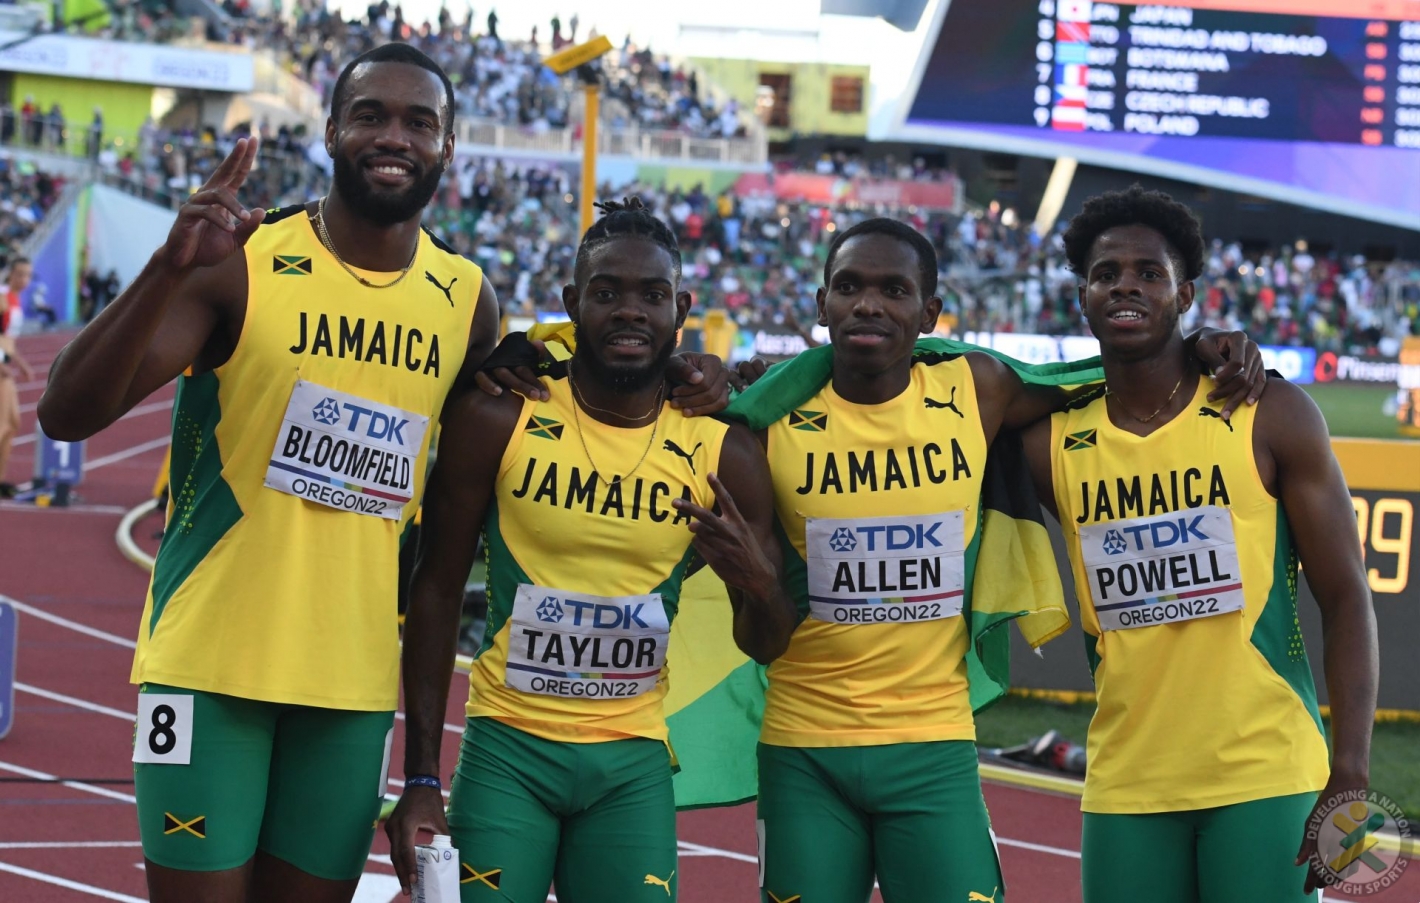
[405,774,442,790]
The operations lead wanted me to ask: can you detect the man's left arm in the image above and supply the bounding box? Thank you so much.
[1260,381,1378,891]
[472,323,735,416]
[672,425,797,664]
[979,326,1270,434]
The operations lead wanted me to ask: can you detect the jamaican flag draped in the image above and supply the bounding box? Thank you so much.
[503,327,1104,809]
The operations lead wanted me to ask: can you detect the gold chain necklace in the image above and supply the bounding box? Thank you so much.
[569,363,664,421]
[567,372,665,485]
[313,196,418,289]
[1106,374,1186,424]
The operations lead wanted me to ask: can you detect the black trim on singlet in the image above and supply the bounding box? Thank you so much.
[911,349,967,368]
[1063,384,1108,411]
[423,226,457,255]
[260,203,309,225]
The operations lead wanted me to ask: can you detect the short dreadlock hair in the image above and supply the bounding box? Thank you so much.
[824,217,939,298]
[573,197,682,287]
[1061,185,1205,283]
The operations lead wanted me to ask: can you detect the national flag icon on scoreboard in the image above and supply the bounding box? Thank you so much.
[1056,64,1088,88]
[1054,42,1090,66]
[1055,83,1087,104]
[1056,20,1090,43]
[1051,105,1087,131]
[1057,0,1092,22]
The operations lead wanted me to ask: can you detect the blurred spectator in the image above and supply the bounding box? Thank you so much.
[0,257,36,494]
[86,107,104,159]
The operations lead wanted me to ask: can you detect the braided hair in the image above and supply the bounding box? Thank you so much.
[572,196,682,287]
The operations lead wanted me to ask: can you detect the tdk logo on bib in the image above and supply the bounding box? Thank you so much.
[1081,506,1245,631]
[311,398,341,425]
[535,597,564,623]
[337,402,410,444]
[805,511,967,625]
[265,379,429,520]
[506,585,670,700]
[561,599,651,629]
[828,528,856,553]
[825,522,945,553]
[1104,515,1209,556]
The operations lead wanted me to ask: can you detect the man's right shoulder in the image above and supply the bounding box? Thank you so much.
[443,384,527,436]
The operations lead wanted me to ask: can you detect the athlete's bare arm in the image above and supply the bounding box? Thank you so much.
[672,425,796,664]
[385,387,523,894]
[448,276,501,395]
[968,328,1268,445]
[1252,380,1378,891]
[38,138,263,440]
[475,338,735,416]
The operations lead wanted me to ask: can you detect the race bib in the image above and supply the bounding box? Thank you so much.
[805,511,966,625]
[265,380,428,521]
[133,693,193,765]
[1080,505,1245,631]
[505,584,669,699]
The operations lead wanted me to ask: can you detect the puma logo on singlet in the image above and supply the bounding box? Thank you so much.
[643,871,674,895]
[924,386,964,418]
[663,439,702,473]
[1198,406,1233,432]
[424,271,456,305]
[968,889,999,903]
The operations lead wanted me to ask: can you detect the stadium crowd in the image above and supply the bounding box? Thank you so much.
[77,0,747,140]
[419,160,1418,355]
[0,157,64,273]
[9,118,1413,356]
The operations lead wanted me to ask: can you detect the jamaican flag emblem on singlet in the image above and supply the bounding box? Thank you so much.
[1064,429,1097,451]
[273,255,312,275]
[524,415,564,441]
[788,409,828,432]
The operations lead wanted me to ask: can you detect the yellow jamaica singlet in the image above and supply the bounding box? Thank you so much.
[466,368,730,744]
[130,205,481,710]
[761,357,989,747]
[1050,377,1329,814]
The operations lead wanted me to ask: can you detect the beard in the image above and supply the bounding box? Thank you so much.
[572,320,677,392]
[332,150,444,226]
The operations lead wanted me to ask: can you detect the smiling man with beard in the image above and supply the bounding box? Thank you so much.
[385,199,797,903]
[39,44,498,903]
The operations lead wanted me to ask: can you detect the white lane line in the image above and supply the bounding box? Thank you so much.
[0,501,130,515]
[1,596,137,649]
[995,836,1081,859]
[16,683,136,721]
[676,840,757,864]
[13,399,173,445]
[85,436,172,471]
[0,759,136,804]
[0,860,147,902]
[0,841,142,850]
[394,710,464,736]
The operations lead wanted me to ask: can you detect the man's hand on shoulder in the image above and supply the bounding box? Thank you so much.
[1189,326,1267,420]
[666,352,732,417]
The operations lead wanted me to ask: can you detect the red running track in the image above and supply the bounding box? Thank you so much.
[2,331,1416,903]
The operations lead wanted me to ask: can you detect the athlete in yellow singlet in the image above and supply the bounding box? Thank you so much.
[39,44,501,903]
[1021,187,1378,902]
[386,199,797,903]
[743,217,1272,903]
